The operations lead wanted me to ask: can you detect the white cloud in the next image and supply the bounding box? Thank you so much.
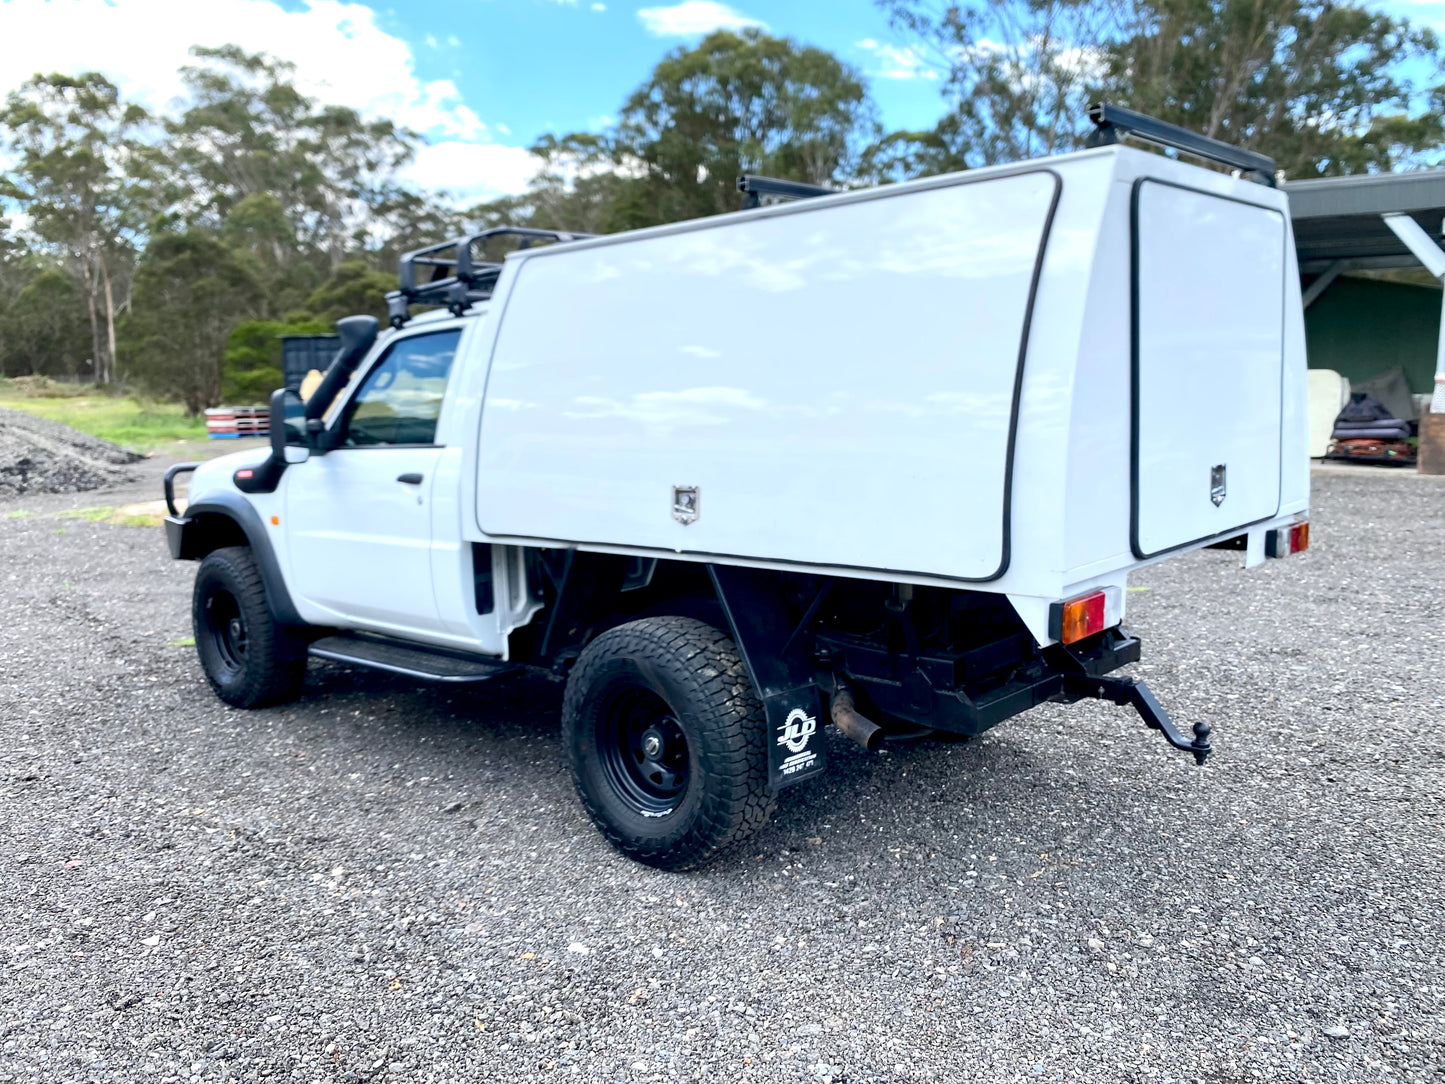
[591,2,607,9]
[856,39,938,81]
[0,0,537,198]
[636,1,766,37]
[404,141,540,205]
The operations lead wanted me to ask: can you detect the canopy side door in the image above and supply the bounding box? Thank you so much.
[1132,180,1286,558]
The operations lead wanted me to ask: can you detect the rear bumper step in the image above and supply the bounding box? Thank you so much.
[309,634,520,684]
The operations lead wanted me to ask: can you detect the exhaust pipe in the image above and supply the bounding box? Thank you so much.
[830,684,885,752]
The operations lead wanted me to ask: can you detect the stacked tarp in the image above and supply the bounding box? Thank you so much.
[1334,394,1410,440]
[1327,393,1415,464]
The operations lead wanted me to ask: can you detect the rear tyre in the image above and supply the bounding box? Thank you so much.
[193,546,306,709]
[562,617,775,870]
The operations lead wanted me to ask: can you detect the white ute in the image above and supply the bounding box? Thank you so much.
[164,106,1310,869]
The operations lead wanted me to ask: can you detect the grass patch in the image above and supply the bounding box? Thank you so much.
[53,504,164,528]
[5,510,30,519]
[57,506,115,521]
[0,375,97,398]
[168,636,196,649]
[0,394,207,451]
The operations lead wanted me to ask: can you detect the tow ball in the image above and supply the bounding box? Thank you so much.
[1063,675,1213,766]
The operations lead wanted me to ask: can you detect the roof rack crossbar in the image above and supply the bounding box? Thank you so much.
[389,226,593,326]
[738,174,836,209]
[1086,102,1277,187]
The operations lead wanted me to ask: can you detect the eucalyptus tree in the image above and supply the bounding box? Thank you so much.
[875,0,1113,169]
[476,30,879,232]
[1,269,89,378]
[124,230,264,413]
[1100,0,1445,177]
[877,0,1445,178]
[0,72,148,383]
[611,29,878,224]
[165,46,422,276]
[468,133,629,236]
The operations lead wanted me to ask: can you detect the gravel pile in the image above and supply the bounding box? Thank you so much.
[0,460,1440,1083]
[0,406,142,497]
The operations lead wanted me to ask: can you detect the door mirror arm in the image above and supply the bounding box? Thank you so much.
[238,388,313,494]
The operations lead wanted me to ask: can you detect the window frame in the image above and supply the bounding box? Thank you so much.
[327,325,465,451]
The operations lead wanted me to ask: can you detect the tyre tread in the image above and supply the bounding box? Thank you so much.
[562,616,775,870]
[193,546,306,709]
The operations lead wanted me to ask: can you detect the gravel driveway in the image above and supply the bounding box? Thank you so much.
[1,459,1441,1084]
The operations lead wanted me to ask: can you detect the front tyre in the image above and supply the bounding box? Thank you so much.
[192,546,306,709]
[562,617,775,870]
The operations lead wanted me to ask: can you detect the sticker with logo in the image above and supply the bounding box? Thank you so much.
[775,707,820,780]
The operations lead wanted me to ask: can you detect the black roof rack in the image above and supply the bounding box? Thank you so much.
[386,226,593,327]
[737,174,835,209]
[1086,102,1277,187]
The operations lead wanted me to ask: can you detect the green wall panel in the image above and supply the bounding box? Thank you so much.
[1304,276,1440,393]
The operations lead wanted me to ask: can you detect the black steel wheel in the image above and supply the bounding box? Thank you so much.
[598,689,692,814]
[193,546,306,709]
[562,617,775,870]
[204,587,248,677]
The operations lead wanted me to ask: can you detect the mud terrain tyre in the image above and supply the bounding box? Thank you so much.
[193,546,306,708]
[562,617,775,870]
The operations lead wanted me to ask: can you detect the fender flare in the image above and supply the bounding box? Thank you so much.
[174,492,305,627]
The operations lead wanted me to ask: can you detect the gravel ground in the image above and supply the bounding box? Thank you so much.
[0,408,141,497]
[0,458,1441,1084]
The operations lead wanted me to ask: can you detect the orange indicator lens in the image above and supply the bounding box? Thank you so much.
[1059,590,1107,645]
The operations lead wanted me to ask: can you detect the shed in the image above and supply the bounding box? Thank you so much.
[1286,170,1445,408]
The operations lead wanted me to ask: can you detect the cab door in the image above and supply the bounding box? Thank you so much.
[284,328,461,635]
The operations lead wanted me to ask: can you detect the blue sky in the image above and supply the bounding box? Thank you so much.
[373,0,946,142]
[2,0,1444,202]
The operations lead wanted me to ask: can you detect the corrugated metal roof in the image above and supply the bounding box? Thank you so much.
[1284,171,1445,271]
[1285,170,1445,219]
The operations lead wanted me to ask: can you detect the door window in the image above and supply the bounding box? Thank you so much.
[341,329,461,446]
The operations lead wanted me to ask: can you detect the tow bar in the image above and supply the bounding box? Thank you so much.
[1063,675,1213,765]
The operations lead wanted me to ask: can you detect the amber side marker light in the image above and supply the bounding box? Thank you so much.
[1266,521,1309,558]
[1049,590,1107,645]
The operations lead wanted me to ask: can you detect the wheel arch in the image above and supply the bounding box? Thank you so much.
[174,494,304,627]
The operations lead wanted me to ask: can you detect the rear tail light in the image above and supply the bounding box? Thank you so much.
[1266,521,1309,558]
[1051,590,1107,645]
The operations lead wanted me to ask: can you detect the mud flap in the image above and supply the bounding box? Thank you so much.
[707,564,830,792]
[763,686,828,791]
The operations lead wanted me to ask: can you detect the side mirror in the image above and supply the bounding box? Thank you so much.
[236,390,305,495]
[270,388,311,461]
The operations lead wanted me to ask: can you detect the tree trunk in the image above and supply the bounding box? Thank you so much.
[84,261,104,386]
[101,261,118,385]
